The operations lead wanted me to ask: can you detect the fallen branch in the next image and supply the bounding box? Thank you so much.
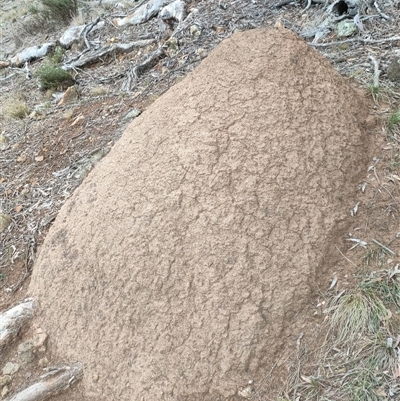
[369,55,381,88]
[121,47,165,91]
[113,0,174,26]
[310,35,400,47]
[371,238,396,256]
[5,363,83,401]
[373,1,390,20]
[81,17,102,50]
[62,39,156,70]
[0,300,34,352]
[10,43,55,67]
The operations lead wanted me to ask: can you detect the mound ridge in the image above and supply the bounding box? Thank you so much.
[29,28,372,400]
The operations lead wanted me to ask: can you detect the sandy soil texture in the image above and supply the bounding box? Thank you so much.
[28,27,376,400]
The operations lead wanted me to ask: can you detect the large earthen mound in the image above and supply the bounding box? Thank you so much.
[29,28,372,400]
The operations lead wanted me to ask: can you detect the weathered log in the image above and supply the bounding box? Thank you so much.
[5,363,84,401]
[112,0,174,26]
[0,300,34,352]
[160,0,186,23]
[62,39,156,70]
[10,43,55,67]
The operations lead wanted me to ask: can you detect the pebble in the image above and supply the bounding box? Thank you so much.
[2,362,19,376]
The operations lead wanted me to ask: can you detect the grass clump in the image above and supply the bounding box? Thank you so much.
[4,101,29,119]
[367,84,381,103]
[385,110,400,143]
[1,94,29,120]
[29,0,78,24]
[286,267,400,401]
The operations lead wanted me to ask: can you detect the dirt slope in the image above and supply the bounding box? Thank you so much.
[28,27,374,400]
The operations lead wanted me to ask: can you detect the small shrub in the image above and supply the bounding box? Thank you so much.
[47,46,65,65]
[35,65,74,90]
[40,0,78,23]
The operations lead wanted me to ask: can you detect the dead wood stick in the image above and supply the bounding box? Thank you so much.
[275,0,297,7]
[310,35,400,47]
[5,363,83,401]
[81,16,101,50]
[368,55,381,88]
[373,1,390,20]
[302,0,312,13]
[371,239,396,256]
[121,47,165,91]
[0,299,34,352]
[62,39,156,70]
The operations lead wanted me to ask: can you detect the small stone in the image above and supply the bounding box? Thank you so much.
[0,375,11,387]
[197,48,208,59]
[32,328,48,349]
[1,385,9,398]
[387,57,400,82]
[0,214,11,232]
[16,153,27,163]
[17,341,35,366]
[2,362,19,376]
[189,24,201,37]
[58,86,79,106]
[37,357,49,368]
[336,20,357,37]
[121,109,141,124]
[38,346,46,353]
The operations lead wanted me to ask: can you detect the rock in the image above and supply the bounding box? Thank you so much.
[336,19,357,37]
[1,385,9,398]
[160,0,186,23]
[59,25,85,48]
[120,109,141,124]
[2,362,19,376]
[189,24,201,37]
[0,214,11,232]
[57,86,79,106]
[17,341,35,366]
[387,57,400,82]
[59,22,106,49]
[32,328,48,348]
[0,61,10,69]
[38,357,49,368]
[0,376,11,388]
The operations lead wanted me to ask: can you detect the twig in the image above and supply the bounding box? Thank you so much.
[373,1,390,20]
[371,238,396,255]
[275,0,297,7]
[62,39,156,70]
[7,363,83,401]
[302,0,312,13]
[368,55,381,88]
[121,47,165,91]
[335,245,358,268]
[310,36,400,47]
[81,16,101,50]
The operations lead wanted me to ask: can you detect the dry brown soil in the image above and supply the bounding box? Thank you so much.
[27,28,378,400]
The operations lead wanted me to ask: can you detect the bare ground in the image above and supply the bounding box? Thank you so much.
[1,0,400,400]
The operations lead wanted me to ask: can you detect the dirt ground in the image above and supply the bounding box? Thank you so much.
[1,0,400,400]
[28,27,378,400]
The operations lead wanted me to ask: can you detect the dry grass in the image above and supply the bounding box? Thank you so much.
[285,266,400,401]
[1,98,29,120]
